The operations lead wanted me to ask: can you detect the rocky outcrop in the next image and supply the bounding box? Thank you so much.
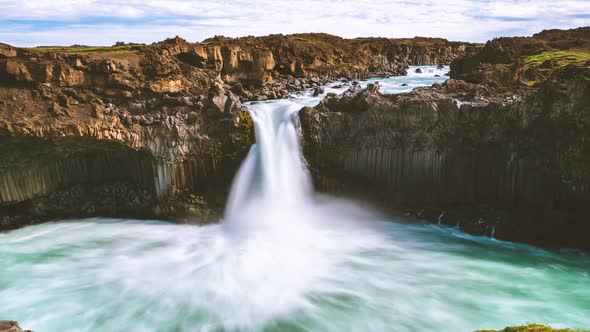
[451,27,590,86]
[206,34,479,83]
[0,51,254,228]
[300,61,590,249]
[0,321,31,332]
[396,37,481,65]
[0,96,252,225]
[0,43,17,58]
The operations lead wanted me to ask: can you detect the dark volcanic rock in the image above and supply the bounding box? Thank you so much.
[300,62,590,249]
[313,86,325,97]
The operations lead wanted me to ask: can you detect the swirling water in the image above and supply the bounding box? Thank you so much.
[1,66,589,332]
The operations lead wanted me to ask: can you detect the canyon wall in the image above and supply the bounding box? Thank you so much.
[299,27,590,248]
[0,33,475,228]
[300,67,590,248]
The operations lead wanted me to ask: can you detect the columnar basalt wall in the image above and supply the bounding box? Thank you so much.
[0,148,155,205]
[320,147,583,209]
[300,72,590,248]
[0,134,236,228]
[0,71,253,227]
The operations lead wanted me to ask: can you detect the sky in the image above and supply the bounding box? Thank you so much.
[0,0,588,46]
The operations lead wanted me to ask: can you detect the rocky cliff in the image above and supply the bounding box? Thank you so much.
[203,34,479,81]
[300,28,590,249]
[451,27,590,86]
[0,33,475,229]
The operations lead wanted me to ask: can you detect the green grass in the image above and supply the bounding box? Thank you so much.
[475,323,590,332]
[198,41,217,45]
[520,51,590,86]
[523,51,590,66]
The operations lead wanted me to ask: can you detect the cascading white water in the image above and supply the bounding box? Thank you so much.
[1,67,589,332]
[225,101,312,218]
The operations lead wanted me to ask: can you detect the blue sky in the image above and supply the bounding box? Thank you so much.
[0,0,588,46]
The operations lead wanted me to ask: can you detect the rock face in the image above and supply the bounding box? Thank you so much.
[207,34,479,81]
[300,43,590,249]
[0,33,474,228]
[0,40,255,228]
[0,43,17,58]
[451,27,590,86]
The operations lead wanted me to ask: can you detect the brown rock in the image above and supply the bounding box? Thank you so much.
[0,44,17,58]
[149,79,183,93]
[92,104,105,119]
[49,102,69,117]
[55,64,85,86]
[0,320,32,332]
[3,61,32,82]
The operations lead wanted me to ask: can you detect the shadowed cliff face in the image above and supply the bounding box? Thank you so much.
[300,65,590,248]
[0,87,251,228]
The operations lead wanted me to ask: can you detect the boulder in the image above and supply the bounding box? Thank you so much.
[313,86,325,97]
[366,82,380,94]
[3,61,32,82]
[415,68,423,73]
[224,90,242,114]
[149,79,183,94]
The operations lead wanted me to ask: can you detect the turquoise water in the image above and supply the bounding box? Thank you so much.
[1,66,588,332]
[1,214,589,331]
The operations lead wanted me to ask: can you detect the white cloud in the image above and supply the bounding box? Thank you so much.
[0,0,588,46]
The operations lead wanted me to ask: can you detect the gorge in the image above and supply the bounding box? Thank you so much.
[1,27,590,332]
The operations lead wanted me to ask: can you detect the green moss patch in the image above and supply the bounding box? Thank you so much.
[523,51,590,66]
[520,51,590,86]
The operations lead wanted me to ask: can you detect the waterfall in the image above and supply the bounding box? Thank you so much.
[225,100,312,218]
